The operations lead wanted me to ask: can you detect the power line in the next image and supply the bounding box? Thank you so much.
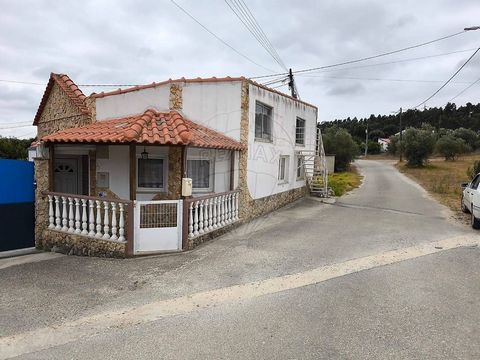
[447,77,480,103]
[296,74,472,84]
[224,0,287,71]
[0,123,34,130]
[250,30,469,79]
[170,0,275,72]
[0,79,140,87]
[412,47,480,109]
[295,48,477,75]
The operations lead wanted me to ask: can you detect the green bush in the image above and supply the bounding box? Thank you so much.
[403,128,435,167]
[467,160,480,179]
[435,135,470,161]
[453,128,479,149]
[322,127,359,171]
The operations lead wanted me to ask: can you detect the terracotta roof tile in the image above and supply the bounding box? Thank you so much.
[41,109,244,150]
[33,73,90,125]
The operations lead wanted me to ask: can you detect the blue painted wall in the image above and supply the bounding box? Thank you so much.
[0,159,34,205]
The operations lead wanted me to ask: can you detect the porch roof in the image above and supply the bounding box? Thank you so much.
[41,109,244,150]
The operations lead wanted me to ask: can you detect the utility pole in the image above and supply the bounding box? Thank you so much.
[364,123,368,157]
[399,107,403,162]
[288,68,297,99]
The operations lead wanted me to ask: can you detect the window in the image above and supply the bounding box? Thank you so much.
[296,156,304,180]
[471,175,480,190]
[187,159,213,192]
[138,158,164,190]
[296,117,305,145]
[255,101,273,141]
[278,155,289,183]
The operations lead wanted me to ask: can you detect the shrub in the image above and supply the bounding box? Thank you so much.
[467,160,480,179]
[403,127,435,167]
[435,135,470,161]
[453,128,479,149]
[322,127,359,171]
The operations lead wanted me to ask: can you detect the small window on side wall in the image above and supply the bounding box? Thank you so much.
[138,158,164,190]
[296,117,305,145]
[278,155,289,183]
[255,101,273,141]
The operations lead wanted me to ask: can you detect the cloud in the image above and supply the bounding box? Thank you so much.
[1,0,480,137]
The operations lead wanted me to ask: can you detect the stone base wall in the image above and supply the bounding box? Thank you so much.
[38,230,126,258]
[242,186,308,222]
[185,221,242,250]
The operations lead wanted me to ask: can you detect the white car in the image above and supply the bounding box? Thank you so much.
[461,174,480,228]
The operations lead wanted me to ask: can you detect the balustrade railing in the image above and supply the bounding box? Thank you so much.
[185,190,240,239]
[44,192,133,243]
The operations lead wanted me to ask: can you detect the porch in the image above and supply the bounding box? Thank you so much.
[35,109,244,256]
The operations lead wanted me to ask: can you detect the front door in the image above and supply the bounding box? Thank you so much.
[54,158,79,194]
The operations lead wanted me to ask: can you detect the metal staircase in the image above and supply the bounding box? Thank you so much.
[297,127,331,197]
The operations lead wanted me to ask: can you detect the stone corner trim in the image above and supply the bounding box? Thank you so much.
[169,83,183,111]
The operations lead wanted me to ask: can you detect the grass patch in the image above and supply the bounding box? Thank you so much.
[396,154,480,223]
[328,166,363,196]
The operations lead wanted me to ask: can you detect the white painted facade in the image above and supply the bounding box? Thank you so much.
[246,84,317,199]
[92,80,317,201]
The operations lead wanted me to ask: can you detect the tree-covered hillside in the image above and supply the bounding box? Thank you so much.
[320,102,480,143]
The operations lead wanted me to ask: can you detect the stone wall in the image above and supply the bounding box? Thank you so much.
[34,158,50,244]
[39,230,126,258]
[37,83,91,139]
[169,83,183,111]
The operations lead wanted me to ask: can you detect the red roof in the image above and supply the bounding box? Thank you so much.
[33,73,90,125]
[41,109,244,150]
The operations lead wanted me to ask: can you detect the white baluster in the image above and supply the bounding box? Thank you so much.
[95,200,102,238]
[198,200,204,234]
[102,201,110,239]
[193,201,199,236]
[48,195,54,229]
[203,199,209,232]
[61,196,68,232]
[208,198,214,231]
[88,200,95,237]
[226,194,231,224]
[235,192,239,221]
[67,197,75,233]
[74,198,81,234]
[188,202,194,238]
[81,199,88,235]
[110,202,118,241]
[118,203,125,242]
[54,196,61,230]
[212,197,218,229]
[217,196,222,227]
[220,195,225,226]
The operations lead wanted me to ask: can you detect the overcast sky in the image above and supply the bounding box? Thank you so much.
[1,0,479,138]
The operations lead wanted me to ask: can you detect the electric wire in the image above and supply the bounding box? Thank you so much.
[412,47,480,109]
[170,0,275,72]
[224,0,287,71]
[249,30,469,79]
[447,77,480,103]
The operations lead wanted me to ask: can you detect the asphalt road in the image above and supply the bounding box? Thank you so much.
[1,160,479,359]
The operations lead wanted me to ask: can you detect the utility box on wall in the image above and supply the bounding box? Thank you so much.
[182,178,192,197]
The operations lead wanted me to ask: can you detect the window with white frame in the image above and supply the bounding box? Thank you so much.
[278,155,289,183]
[296,156,305,180]
[296,117,305,145]
[187,158,214,192]
[137,158,165,190]
[255,101,273,141]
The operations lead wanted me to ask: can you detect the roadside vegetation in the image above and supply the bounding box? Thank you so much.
[396,155,480,223]
[0,136,35,160]
[328,167,363,196]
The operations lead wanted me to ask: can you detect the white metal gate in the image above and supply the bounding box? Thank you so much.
[134,200,182,254]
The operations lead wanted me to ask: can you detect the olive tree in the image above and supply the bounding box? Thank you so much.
[403,128,435,166]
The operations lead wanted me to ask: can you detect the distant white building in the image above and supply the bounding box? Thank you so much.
[378,138,391,152]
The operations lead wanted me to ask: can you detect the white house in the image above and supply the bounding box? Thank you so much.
[378,137,391,152]
[33,73,319,257]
